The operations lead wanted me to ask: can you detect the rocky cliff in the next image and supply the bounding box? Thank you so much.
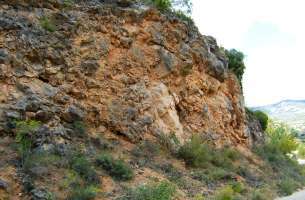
[0,1,264,199]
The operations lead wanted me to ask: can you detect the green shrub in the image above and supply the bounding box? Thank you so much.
[95,154,133,181]
[224,49,245,85]
[210,148,238,170]
[23,151,60,174]
[253,111,268,131]
[230,182,245,194]
[278,178,298,195]
[213,185,234,200]
[251,187,276,200]
[193,194,205,200]
[72,121,86,136]
[63,0,74,7]
[267,122,298,155]
[67,185,98,200]
[178,135,212,167]
[39,16,56,32]
[15,120,41,159]
[70,154,100,185]
[149,0,172,11]
[120,181,176,200]
[192,168,232,183]
[180,64,193,76]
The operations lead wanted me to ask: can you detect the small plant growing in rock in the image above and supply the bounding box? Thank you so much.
[15,120,41,159]
[70,153,100,185]
[278,178,298,196]
[96,154,134,181]
[67,185,98,200]
[63,0,74,8]
[39,16,56,32]
[72,121,87,136]
[180,64,193,76]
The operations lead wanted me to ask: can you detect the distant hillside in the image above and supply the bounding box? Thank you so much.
[253,100,305,133]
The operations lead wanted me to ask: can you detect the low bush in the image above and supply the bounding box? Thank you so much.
[158,132,180,154]
[23,151,60,175]
[63,0,74,8]
[178,135,240,170]
[39,16,56,32]
[15,120,41,159]
[70,153,100,185]
[120,181,176,200]
[230,181,246,194]
[192,168,232,184]
[210,148,239,170]
[253,111,268,131]
[178,135,211,167]
[278,178,298,196]
[95,154,133,181]
[72,121,87,136]
[213,185,234,200]
[67,185,98,200]
[251,187,276,200]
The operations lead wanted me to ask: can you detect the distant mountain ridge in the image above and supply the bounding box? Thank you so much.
[253,100,305,133]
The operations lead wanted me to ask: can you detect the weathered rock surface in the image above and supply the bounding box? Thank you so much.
[0,0,262,147]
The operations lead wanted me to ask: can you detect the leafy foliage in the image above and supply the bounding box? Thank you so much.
[149,0,172,11]
[255,121,305,195]
[67,185,98,200]
[70,153,100,185]
[253,111,269,131]
[278,178,298,195]
[15,120,41,159]
[95,154,134,181]
[225,49,246,84]
[266,121,298,155]
[145,0,193,22]
[178,135,240,169]
[178,135,211,167]
[120,181,176,200]
[213,185,235,200]
[39,16,56,32]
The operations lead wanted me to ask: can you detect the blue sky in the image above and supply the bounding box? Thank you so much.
[191,0,305,106]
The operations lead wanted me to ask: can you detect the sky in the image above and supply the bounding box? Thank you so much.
[191,0,305,106]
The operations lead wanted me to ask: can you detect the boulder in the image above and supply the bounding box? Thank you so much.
[81,60,100,75]
[62,105,84,122]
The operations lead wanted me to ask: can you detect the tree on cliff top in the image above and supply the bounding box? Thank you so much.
[147,0,192,15]
[225,49,246,85]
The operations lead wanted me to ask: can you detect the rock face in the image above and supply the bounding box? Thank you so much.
[0,1,262,148]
